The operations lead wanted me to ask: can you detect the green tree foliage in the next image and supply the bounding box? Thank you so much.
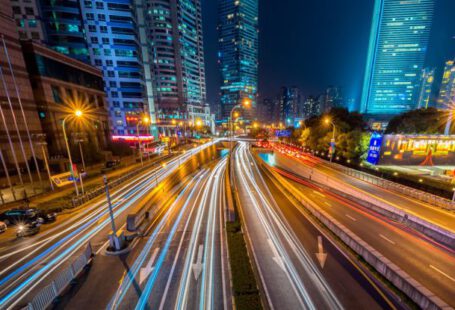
[385,107,447,134]
[297,108,368,160]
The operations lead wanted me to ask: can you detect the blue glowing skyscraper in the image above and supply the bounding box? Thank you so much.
[218,0,259,120]
[360,0,434,118]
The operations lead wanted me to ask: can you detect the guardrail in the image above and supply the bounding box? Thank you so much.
[331,163,455,211]
[259,162,450,310]
[24,243,93,310]
[71,155,171,208]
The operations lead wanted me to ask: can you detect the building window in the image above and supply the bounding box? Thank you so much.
[115,110,121,117]
[31,32,40,40]
[106,60,113,66]
[94,59,102,66]
[103,49,111,56]
[109,81,116,87]
[86,13,94,20]
[88,25,96,32]
[51,85,62,104]
[98,14,106,21]
[102,37,109,44]
[90,37,98,44]
[24,7,34,15]
[28,19,37,27]
[107,70,115,77]
[84,0,92,8]
[100,26,107,33]
[12,6,21,14]
[96,2,103,9]
[113,101,120,107]
[111,91,118,98]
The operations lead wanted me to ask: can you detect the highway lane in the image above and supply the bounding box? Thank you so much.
[234,142,390,310]
[259,152,455,307]
[271,145,455,233]
[0,141,219,309]
[107,157,231,310]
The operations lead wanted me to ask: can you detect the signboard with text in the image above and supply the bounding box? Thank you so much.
[366,133,383,165]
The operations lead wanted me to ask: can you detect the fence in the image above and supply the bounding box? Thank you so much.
[71,155,171,208]
[331,163,455,211]
[24,243,93,310]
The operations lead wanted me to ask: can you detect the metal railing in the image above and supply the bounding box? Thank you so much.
[330,162,455,211]
[71,155,171,208]
[24,243,93,310]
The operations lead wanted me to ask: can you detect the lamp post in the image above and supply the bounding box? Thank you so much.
[62,109,83,196]
[73,133,86,195]
[324,117,336,162]
[136,116,150,167]
[33,134,54,191]
[229,98,251,152]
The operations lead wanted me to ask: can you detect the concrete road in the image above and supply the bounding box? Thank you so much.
[260,150,455,306]
[270,147,455,233]
[234,142,395,309]
[0,142,218,309]
[58,158,232,310]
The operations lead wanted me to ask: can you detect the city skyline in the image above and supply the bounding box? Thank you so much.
[202,0,455,109]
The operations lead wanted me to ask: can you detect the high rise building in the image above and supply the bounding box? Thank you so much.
[322,86,343,113]
[0,0,44,184]
[438,59,455,108]
[360,0,434,118]
[80,0,151,136]
[279,86,303,125]
[302,96,320,119]
[145,0,207,125]
[218,0,259,120]
[417,67,435,109]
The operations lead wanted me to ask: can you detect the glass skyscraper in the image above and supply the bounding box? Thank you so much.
[360,0,434,118]
[438,59,455,109]
[417,67,435,109]
[80,0,152,135]
[218,0,258,120]
[145,0,206,122]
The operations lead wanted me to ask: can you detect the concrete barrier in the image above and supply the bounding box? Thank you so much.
[259,161,452,310]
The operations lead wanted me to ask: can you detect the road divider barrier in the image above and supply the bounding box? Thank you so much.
[24,243,93,310]
[258,159,451,310]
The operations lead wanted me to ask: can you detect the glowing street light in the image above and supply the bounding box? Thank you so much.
[136,115,151,166]
[62,109,84,196]
[324,117,336,162]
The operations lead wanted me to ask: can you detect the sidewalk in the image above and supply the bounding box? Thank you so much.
[0,154,160,212]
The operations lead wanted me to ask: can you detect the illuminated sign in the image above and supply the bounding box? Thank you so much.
[367,133,383,165]
[275,130,291,137]
[112,135,154,143]
[377,134,455,166]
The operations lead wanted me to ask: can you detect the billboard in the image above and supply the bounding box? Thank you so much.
[373,134,455,166]
[366,133,383,165]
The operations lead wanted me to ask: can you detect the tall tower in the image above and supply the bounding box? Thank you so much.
[417,67,435,109]
[438,59,455,108]
[145,0,207,122]
[360,0,434,119]
[218,0,259,120]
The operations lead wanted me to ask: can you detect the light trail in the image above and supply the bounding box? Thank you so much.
[110,169,209,309]
[0,141,219,308]
[235,142,343,310]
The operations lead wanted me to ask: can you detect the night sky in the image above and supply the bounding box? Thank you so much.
[202,0,455,108]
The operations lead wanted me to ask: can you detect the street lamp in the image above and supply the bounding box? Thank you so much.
[62,109,83,196]
[136,116,150,166]
[324,117,336,162]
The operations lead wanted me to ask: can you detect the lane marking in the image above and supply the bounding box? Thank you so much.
[345,214,357,222]
[379,234,396,245]
[429,265,455,282]
[324,202,332,207]
[312,190,326,198]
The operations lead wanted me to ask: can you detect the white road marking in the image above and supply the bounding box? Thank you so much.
[430,265,455,282]
[345,214,357,222]
[379,234,396,245]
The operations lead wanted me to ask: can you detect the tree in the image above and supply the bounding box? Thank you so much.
[385,108,446,134]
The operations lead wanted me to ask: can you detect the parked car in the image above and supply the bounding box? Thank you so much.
[0,208,39,226]
[0,221,7,233]
[16,222,40,238]
[37,212,57,224]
